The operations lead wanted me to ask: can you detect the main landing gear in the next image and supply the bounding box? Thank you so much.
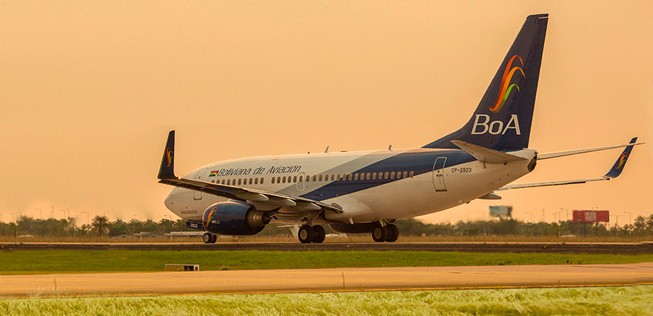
[372,224,399,242]
[202,232,217,244]
[298,224,326,244]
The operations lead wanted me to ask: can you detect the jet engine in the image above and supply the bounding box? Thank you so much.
[202,201,271,235]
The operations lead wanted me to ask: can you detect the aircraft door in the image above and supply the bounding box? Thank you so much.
[193,168,207,200]
[432,157,447,192]
[296,172,306,191]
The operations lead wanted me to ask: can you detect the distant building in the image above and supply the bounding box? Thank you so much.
[489,206,513,219]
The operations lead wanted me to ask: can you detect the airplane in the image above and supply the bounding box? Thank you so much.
[158,14,642,244]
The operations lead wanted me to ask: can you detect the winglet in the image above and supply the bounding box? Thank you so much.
[604,137,637,179]
[158,130,177,180]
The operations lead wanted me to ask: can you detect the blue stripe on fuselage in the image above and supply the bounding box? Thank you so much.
[300,150,475,201]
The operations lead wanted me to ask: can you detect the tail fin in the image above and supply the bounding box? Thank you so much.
[158,130,177,180]
[424,14,548,150]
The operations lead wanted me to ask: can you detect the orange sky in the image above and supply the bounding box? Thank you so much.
[1,1,651,226]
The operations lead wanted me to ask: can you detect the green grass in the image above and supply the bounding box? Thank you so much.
[1,286,652,315]
[0,250,652,274]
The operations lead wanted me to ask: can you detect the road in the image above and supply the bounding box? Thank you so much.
[1,263,651,297]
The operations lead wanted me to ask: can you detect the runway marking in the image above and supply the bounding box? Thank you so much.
[1,263,652,297]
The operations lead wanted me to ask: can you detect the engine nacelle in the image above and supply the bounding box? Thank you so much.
[202,201,270,235]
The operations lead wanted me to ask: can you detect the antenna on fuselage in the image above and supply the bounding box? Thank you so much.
[324,146,330,153]
[388,145,393,151]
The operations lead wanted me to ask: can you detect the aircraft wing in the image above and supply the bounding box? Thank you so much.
[157,131,343,214]
[537,137,643,160]
[499,137,638,191]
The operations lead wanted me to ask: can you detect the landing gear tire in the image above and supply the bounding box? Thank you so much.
[312,225,326,244]
[372,226,388,242]
[298,225,315,243]
[385,224,399,242]
[202,232,215,244]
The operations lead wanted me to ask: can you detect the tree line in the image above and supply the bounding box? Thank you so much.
[0,214,652,238]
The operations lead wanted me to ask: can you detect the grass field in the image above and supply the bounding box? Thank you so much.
[1,286,651,315]
[0,250,652,274]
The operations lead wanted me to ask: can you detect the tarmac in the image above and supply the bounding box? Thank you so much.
[1,263,652,297]
[3,241,653,254]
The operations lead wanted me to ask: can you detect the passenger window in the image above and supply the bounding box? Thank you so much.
[261,178,264,184]
[271,177,276,184]
[237,179,242,185]
[254,178,258,185]
[403,171,408,178]
[371,173,377,180]
[409,171,415,178]
[390,171,395,179]
[313,175,317,182]
[397,172,402,180]
[306,175,310,182]
[365,173,371,181]
[293,176,297,183]
[318,175,323,181]
[384,172,389,180]
[354,173,359,181]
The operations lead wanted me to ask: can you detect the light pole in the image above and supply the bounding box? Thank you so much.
[623,212,632,226]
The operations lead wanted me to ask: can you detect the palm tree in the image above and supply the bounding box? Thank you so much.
[91,215,110,237]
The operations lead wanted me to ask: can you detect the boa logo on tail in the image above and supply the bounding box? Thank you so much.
[472,55,525,136]
[488,55,525,113]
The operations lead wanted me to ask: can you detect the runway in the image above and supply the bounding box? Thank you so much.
[1,263,652,297]
[2,242,652,253]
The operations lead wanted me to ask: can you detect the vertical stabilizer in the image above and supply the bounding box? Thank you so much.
[424,14,548,150]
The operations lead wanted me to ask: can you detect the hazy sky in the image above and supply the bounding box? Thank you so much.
[1,1,651,225]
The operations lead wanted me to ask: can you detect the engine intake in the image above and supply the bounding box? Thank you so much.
[202,201,270,235]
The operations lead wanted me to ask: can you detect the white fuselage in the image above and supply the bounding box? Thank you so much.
[164,147,537,225]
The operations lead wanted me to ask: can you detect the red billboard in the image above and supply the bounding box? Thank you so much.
[572,210,609,223]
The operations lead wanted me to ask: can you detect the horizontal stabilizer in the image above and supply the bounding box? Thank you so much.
[479,193,502,200]
[452,140,526,164]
